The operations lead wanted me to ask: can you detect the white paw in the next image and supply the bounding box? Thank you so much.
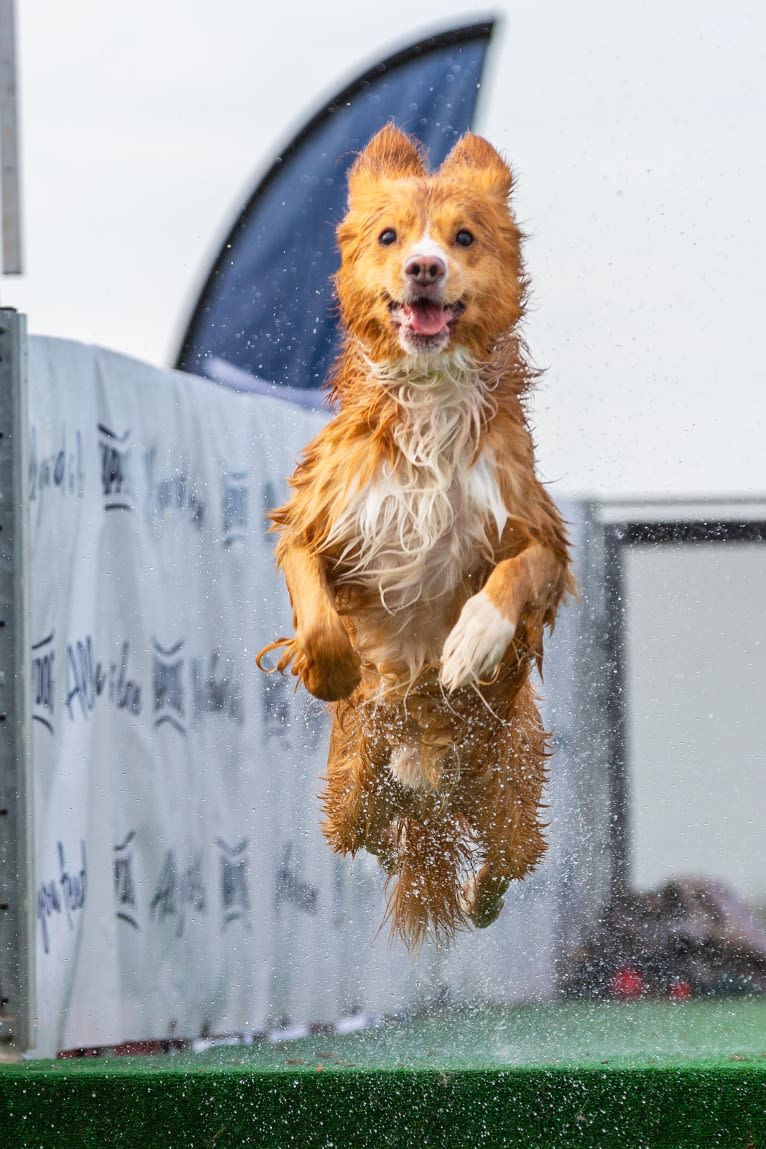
[440,592,515,692]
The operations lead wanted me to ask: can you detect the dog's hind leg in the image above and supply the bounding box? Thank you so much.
[459,678,549,929]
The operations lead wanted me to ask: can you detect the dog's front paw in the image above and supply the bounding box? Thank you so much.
[440,591,515,692]
[298,615,361,701]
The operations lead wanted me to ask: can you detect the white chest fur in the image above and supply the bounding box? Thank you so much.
[327,363,508,618]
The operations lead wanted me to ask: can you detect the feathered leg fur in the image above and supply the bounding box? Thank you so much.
[320,651,549,948]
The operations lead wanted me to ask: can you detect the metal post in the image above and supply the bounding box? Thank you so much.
[0,308,33,1056]
[0,0,23,274]
[603,524,630,896]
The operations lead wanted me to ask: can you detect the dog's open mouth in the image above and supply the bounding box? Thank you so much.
[389,298,466,340]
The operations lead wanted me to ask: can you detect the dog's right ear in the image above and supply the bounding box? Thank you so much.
[347,124,427,201]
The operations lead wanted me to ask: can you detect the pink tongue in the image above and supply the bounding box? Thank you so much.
[405,301,450,336]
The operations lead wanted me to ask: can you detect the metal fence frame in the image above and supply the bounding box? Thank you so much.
[599,501,766,898]
[0,308,33,1055]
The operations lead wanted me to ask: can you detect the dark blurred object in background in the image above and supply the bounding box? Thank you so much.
[564,878,766,1000]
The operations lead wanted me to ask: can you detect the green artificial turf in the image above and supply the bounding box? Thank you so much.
[2,999,765,1148]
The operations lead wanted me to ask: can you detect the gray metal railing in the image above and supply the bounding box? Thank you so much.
[0,308,33,1055]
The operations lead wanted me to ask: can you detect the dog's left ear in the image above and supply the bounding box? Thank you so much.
[438,133,513,201]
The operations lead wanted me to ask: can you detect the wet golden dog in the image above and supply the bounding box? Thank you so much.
[258,125,574,946]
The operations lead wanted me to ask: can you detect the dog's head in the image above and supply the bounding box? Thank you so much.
[335,125,525,364]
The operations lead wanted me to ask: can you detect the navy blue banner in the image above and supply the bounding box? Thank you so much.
[176,21,495,393]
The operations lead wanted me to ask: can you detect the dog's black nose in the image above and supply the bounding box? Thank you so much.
[405,254,446,286]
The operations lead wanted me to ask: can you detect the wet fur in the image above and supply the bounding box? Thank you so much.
[258,126,574,946]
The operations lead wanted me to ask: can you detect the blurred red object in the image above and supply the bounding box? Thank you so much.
[609,966,645,999]
[668,979,693,1001]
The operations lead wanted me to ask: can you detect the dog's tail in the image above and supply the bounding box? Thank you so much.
[384,815,474,948]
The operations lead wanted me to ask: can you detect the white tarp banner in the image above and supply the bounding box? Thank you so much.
[29,337,339,1055]
[25,336,590,1057]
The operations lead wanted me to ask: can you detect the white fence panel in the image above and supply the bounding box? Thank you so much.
[29,337,333,1054]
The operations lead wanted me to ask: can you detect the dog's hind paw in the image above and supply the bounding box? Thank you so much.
[440,591,515,691]
[459,871,506,929]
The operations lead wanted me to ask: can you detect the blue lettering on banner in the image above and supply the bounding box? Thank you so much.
[108,641,142,715]
[149,852,177,923]
[65,637,142,722]
[215,838,251,930]
[144,447,205,529]
[98,423,133,511]
[222,471,248,547]
[114,831,139,929]
[36,840,87,955]
[149,848,206,938]
[32,631,55,734]
[191,651,244,726]
[261,672,291,748]
[260,678,325,754]
[28,425,86,504]
[65,636,106,720]
[274,843,318,916]
[152,638,186,734]
[59,841,87,928]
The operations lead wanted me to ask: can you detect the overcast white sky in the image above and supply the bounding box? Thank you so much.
[4,1,766,499]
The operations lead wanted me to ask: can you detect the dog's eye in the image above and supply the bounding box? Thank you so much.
[378,228,397,246]
[455,229,475,247]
